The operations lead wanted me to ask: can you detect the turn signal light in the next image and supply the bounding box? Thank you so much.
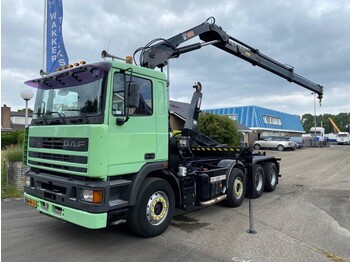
[55,61,87,72]
[126,56,133,64]
[81,189,103,203]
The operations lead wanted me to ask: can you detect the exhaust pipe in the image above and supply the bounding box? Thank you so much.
[200,194,227,206]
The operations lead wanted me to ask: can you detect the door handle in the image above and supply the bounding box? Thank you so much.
[144,153,155,160]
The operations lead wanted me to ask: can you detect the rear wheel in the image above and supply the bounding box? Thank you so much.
[128,178,175,237]
[253,165,265,198]
[254,144,261,150]
[263,162,278,192]
[224,168,246,207]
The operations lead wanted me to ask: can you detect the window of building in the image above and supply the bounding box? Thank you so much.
[228,114,238,121]
[263,115,281,125]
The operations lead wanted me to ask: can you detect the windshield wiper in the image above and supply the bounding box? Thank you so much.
[64,109,90,124]
[33,112,48,125]
[45,111,66,124]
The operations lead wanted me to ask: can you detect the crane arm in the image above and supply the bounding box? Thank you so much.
[328,117,341,133]
[136,17,323,103]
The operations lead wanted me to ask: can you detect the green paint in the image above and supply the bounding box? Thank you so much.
[24,193,107,229]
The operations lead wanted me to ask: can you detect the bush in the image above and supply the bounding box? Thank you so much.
[1,131,24,149]
[198,113,240,146]
[2,144,23,162]
[1,154,8,187]
[1,146,23,198]
[1,184,21,198]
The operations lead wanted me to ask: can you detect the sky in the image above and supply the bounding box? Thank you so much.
[1,0,350,117]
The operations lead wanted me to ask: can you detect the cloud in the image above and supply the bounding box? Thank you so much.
[1,0,349,116]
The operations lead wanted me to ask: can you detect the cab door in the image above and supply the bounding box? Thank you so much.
[107,70,157,176]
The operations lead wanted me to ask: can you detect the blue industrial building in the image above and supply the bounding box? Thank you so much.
[203,105,304,144]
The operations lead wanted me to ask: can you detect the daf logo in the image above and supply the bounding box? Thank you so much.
[63,138,88,151]
[63,140,86,148]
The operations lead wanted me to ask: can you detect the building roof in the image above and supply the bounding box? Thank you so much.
[204,105,304,133]
[11,111,33,117]
[169,100,189,120]
[170,100,251,132]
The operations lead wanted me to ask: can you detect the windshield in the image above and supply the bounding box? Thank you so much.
[310,131,322,137]
[338,134,348,137]
[27,63,110,125]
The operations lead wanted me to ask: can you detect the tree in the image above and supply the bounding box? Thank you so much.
[198,113,240,146]
[301,113,314,133]
[302,112,350,133]
[17,108,33,113]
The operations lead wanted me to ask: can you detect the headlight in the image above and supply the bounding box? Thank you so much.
[25,176,31,187]
[80,189,103,203]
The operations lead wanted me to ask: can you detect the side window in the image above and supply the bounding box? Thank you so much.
[112,73,125,115]
[112,73,153,116]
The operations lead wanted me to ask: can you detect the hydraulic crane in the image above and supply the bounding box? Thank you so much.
[135,17,323,103]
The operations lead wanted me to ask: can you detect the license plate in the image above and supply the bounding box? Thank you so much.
[26,198,37,208]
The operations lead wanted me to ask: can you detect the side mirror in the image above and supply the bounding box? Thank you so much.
[116,83,140,126]
[128,83,140,109]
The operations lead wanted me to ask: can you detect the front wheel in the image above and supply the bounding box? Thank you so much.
[277,145,285,151]
[224,168,246,207]
[128,178,175,237]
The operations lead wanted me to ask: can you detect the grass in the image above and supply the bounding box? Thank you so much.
[1,145,23,199]
[1,183,21,198]
[2,144,23,162]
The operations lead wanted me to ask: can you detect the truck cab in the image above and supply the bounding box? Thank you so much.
[24,60,169,230]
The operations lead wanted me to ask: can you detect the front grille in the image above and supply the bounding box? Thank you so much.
[29,152,87,164]
[29,137,88,152]
[28,137,89,174]
[28,160,87,173]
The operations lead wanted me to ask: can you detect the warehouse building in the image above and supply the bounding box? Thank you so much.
[203,105,304,145]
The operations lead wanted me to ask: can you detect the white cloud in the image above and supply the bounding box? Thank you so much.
[1,0,349,117]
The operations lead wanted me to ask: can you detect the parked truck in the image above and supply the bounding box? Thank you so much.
[23,17,324,237]
[336,132,350,145]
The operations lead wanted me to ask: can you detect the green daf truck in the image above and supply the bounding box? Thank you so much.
[24,17,323,237]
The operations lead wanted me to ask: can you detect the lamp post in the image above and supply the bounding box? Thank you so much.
[311,92,316,136]
[20,88,34,128]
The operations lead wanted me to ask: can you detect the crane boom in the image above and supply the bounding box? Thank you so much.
[137,17,323,103]
[328,117,341,133]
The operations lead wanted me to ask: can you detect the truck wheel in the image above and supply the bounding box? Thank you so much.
[128,178,175,237]
[277,145,284,151]
[224,168,246,207]
[253,165,265,198]
[263,162,277,192]
[254,144,261,150]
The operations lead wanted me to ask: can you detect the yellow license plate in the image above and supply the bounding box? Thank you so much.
[26,198,37,208]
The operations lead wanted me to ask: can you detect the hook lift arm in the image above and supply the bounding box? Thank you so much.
[135,17,323,104]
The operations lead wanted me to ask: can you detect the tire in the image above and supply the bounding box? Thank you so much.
[263,162,278,192]
[254,144,261,150]
[224,168,246,207]
[253,165,265,198]
[277,145,284,151]
[128,178,175,238]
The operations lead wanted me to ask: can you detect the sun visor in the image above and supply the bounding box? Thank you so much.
[24,62,111,89]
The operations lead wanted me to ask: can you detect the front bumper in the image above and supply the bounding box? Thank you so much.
[24,193,107,229]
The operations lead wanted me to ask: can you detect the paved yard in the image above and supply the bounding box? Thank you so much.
[2,146,350,262]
